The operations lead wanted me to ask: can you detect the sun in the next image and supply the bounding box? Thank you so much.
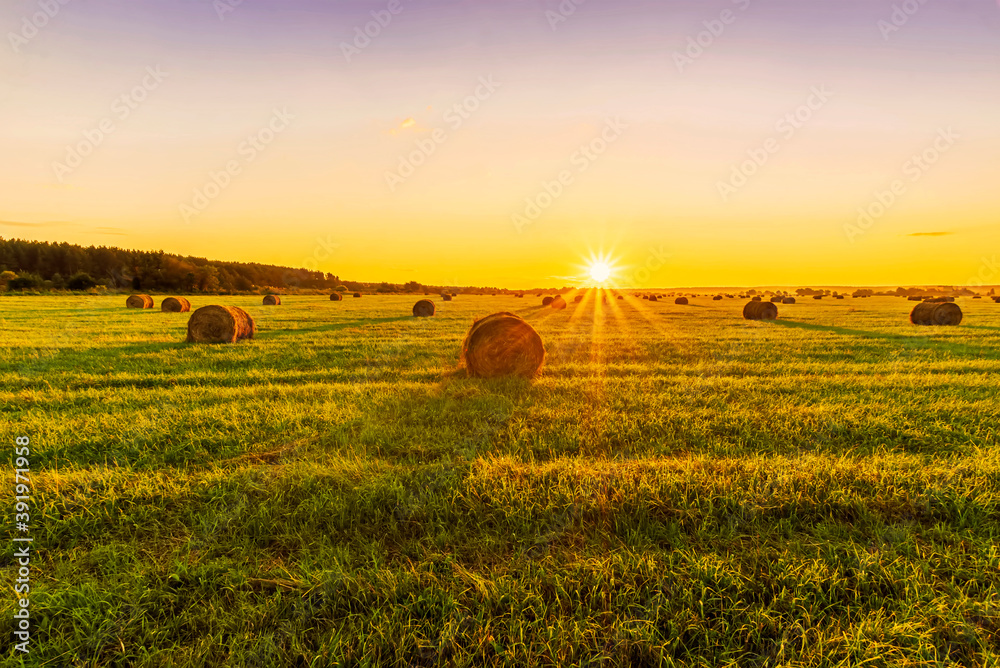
[588,260,612,284]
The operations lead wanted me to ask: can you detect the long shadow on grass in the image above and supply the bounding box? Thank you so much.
[770,320,994,357]
[256,316,414,339]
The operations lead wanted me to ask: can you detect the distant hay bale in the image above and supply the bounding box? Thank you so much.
[542,296,554,306]
[443,294,453,302]
[551,296,567,310]
[675,297,688,305]
[262,295,281,306]
[412,299,436,317]
[743,301,778,320]
[126,294,153,309]
[713,295,723,301]
[460,311,545,379]
[813,295,824,300]
[910,302,962,326]
[353,292,362,298]
[835,295,845,300]
[973,295,982,299]
[648,295,658,303]
[782,297,796,304]
[751,296,762,302]
[617,295,624,300]
[516,293,524,298]
[161,297,191,313]
[770,297,782,303]
[186,305,255,344]
[574,295,584,303]
[330,293,343,301]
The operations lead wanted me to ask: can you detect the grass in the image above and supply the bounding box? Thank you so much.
[1,292,998,667]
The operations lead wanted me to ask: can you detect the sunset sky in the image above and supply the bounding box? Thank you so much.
[2,0,998,288]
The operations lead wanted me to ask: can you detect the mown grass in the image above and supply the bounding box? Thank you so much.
[1,293,998,666]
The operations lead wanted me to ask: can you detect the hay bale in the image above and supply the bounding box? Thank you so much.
[126,294,153,309]
[460,311,544,379]
[330,293,343,301]
[551,296,567,310]
[751,296,762,302]
[713,295,723,301]
[353,292,362,298]
[161,297,191,313]
[770,296,782,303]
[412,299,436,317]
[743,301,778,320]
[648,295,658,303]
[574,295,584,303]
[782,297,796,304]
[813,295,824,300]
[262,295,281,306]
[973,295,982,299]
[443,294,454,302]
[617,295,624,300]
[542,296,554,306]
[675,297,688,305]
[910,302,962,326]
[835,295,845,300]
[186,305,255,343]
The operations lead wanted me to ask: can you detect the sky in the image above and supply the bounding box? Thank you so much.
[1,0,998,289]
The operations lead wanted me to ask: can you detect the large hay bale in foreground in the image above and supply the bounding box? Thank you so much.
[551,296,567,310]
[782,297,796,304]
[461,312,545,379]
[542,296,554,306]
[413,299,436,317]
[330,293,343,301]
[743,301,778,320]
[186,305,256,344]
[262,295,281,306]
[161,297,191,313]
[127,294,153,309]
[675,297,688,305]
[910,302,962,326]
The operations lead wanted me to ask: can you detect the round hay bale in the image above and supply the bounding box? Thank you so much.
[330,293,343,301]
[648,295,658,303]
[675,297,688,305]
[751,296,762,302]
[413,299,436,317]
[617,295,624,300]
[551,296,567,310]
[186,305,256,344]
[813,295,824,300]
[835,295,845,300]
[770,296,782,303]
[743,301,778,320]
[161,297,191,313]
[973,295,982,299]
[443,294,454,302]
[353,292,362,298]
[126,294,153,309]
[262,295,281,306]
[910,302,962,326]
[574,295,584,303]
[542,296,554,306]
[713,295,723,301]
[782,297,796,304]
[460,311,545,379]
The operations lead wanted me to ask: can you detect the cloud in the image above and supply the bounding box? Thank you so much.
[907,231,953,237]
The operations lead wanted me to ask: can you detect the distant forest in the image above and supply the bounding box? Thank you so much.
[0,237,509,294]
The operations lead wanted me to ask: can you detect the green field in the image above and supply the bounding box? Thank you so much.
[2,293,999,667]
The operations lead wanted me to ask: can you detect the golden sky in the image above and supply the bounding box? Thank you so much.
[2,0,999,288]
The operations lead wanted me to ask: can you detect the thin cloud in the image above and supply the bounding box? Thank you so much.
[907,231,953,237]
[0,220,75,229]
